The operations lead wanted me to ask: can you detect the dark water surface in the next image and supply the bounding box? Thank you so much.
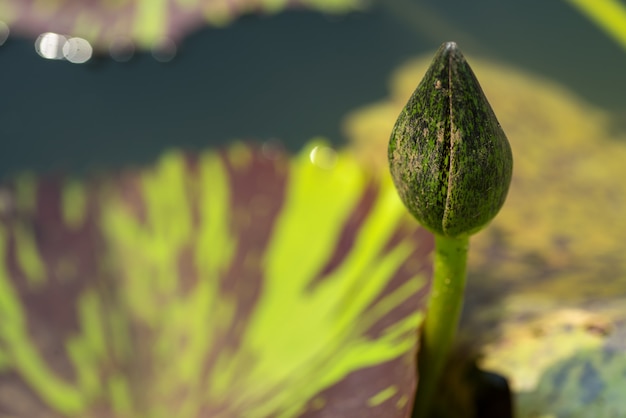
[0,1,625,177]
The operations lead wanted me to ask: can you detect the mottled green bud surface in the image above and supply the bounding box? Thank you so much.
[388,42,513,237]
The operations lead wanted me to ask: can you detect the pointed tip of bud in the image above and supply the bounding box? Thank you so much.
[443,41,458,52]
[434,41,465,68]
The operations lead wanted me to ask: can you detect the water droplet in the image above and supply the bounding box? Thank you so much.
[309,145,337,169]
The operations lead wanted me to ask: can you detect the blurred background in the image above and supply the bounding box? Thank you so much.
[3,1,626,416]
[1,0,625,177]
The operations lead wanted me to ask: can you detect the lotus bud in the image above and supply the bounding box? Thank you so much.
[388,42,513,238]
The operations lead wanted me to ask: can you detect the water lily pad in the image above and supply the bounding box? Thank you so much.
[0,141,432,417]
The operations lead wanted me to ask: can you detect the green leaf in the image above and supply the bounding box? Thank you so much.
[565,0,626,52]
[0,141,433,417]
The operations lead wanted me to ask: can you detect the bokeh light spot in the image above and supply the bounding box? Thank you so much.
[35,32,68,59]
[151,38,177,62]
[0,21,9,46]
[261,140,283,160]
[63,37,93,64]
[109,37,135,62]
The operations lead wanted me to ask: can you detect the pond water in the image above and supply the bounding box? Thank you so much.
[0,0,625,177]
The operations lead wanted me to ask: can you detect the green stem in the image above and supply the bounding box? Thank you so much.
[412,234,469,418]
